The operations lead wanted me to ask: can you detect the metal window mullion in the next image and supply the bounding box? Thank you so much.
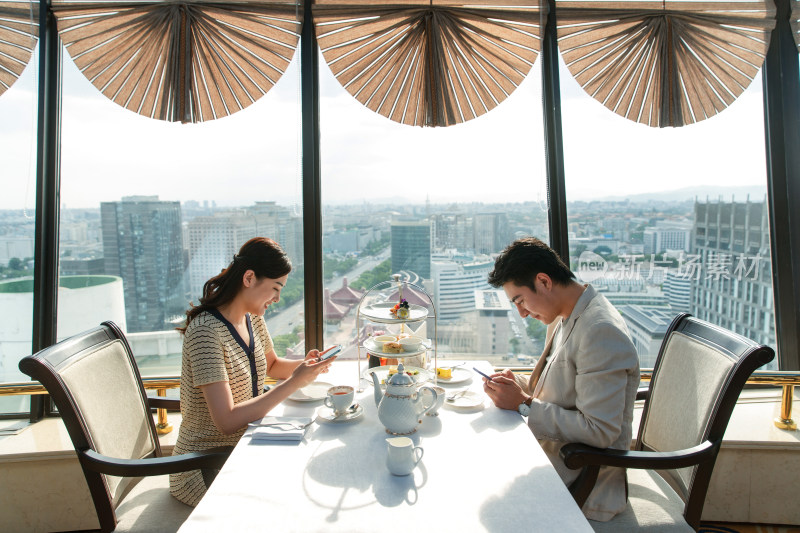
[300,0,323,351]
[762,0,800,371]
[542,0,569,264]
[31,0,63,422]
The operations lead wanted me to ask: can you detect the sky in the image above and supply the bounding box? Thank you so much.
[0,45,768,211]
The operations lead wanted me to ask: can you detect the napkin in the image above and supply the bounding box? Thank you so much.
[250,416,312,442]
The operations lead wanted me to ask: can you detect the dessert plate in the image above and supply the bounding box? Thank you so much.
[317,403,364,423]
[363,337,426,357]
[362,365,433,386]
[360,303,428,323]
[443,390,485,410]
[287,381,333,402]
[434,367,472,385]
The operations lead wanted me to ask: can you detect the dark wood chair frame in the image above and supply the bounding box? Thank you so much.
[560,313,775,530]
[19,321,232,533]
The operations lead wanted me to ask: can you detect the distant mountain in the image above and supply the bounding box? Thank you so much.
[595,185,769,203]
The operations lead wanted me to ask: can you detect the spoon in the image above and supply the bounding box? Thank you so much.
[335,403,360,418]
[446,391,469,402]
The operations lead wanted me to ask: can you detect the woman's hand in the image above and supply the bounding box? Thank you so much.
[289,355,335,388]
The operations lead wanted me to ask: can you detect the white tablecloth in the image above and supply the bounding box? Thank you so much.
[179,361,592,533]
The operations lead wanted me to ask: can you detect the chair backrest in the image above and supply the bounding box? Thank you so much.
[637,313,774,527]
[19,321,162,531]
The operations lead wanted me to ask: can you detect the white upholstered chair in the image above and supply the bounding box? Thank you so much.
[19,321,232,532]
[560,313,774,532]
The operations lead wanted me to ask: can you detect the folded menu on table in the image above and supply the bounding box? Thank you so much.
[249,416,313,442]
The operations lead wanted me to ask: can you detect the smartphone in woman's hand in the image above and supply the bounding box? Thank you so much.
[318,345,342,361]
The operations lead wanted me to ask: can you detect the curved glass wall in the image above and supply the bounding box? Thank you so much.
[0,43,37,413]
[57,50,304,377]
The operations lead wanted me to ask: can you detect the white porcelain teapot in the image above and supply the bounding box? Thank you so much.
[371,363,438,435]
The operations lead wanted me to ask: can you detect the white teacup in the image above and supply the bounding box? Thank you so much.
[324,385,354,416]
[421,385,445,416]
[386,436,423,476]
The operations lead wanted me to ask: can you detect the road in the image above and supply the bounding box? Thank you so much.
[267,249,390,336]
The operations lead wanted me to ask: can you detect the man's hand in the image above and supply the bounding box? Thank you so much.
[483,369,529,411]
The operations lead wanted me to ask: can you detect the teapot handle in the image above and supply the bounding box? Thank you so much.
[418,386,438,417]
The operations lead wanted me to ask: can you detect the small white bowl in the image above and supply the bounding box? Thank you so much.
[399,336,423,352]
[373,335,397,343]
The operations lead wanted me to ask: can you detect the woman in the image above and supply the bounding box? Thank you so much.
[169,237,335,506]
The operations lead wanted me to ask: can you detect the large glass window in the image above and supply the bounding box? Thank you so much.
[320,55,549,371]
[57,51,304,377]
[560,58,777,369]
[0,43,38,413]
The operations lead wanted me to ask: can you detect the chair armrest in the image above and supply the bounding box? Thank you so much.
[79,446,233,477]
[148,396,179,410]
[560,440,716,470]
[636,387,649,401]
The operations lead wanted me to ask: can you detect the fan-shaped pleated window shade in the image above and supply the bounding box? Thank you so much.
[557,0,775,127]
[52,0,301,123]
[0,1,38,97]
[313,0,545,127]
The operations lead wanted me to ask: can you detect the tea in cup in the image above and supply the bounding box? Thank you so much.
[386,436,423,476]
[324,385,354,416]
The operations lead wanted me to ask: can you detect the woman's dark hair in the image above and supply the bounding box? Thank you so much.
[179,237,292,332]
[488,237,575,291]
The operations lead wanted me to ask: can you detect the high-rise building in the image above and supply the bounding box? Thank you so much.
[663,270,692,313]
[618,305,673,368]
[391,220,431,278]
[643,222,692,254]
[186,211,258,299]
[186,204,303,300]
[430,213,470,251]
[101,196,184,333]
[473,213,510,254]
[431,254,492,322]
[691,199,775,352]
[475,289,512,357]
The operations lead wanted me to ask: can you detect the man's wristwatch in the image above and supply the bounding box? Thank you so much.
[518,397,533,416]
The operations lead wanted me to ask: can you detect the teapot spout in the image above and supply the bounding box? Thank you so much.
[370,372,382,407]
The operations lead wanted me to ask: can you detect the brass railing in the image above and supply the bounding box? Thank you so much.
[2,371,798,432]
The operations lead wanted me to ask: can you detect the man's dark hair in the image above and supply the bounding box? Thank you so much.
[488,237,575,291]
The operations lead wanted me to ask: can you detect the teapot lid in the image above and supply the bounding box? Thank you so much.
[386,363,415,387]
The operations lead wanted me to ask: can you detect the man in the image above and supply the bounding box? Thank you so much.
[484,237,640,522]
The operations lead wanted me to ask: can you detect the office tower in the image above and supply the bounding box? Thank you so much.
[391,220,431,278]
[430,213,470,251]
[618,305,674,368]
[101,196,185,333]
[643,222,692,254]
[475,289,512,356]
[663,270,691,313]
[691,199,775,350]
[186,211,258,299]
[473,213,510,254]
[431,254,493,322]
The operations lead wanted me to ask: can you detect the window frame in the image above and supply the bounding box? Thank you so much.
[23,0,800,421]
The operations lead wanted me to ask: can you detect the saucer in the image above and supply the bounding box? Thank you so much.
[443,391,484,410]
[287,381,333,402]
[317,403,364,423]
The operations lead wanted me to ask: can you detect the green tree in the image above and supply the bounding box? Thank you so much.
[7,257,22,270]
[350,259,392,290]
[526,317,547,341]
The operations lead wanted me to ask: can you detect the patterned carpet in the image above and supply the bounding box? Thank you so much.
[699,524,800,533]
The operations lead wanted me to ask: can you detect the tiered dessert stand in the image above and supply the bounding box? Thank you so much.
[355,274,438,390]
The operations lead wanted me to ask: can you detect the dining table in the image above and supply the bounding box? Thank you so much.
[178,360,593,533]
